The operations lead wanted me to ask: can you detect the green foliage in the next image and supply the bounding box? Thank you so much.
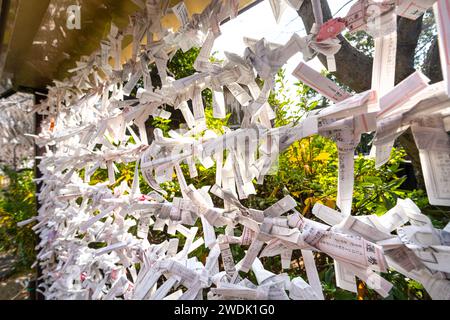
[0,167,37,272]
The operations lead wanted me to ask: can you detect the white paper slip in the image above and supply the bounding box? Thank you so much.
[302,222,388,272]
[318,90,376,121]
[378,71,430,118]
[434,0,450,98]
[219,241,239,283]
[269,0,287,24]
[343,262,393,298]
[312,203,346,226]
[336,149,354,216]
[301,249,324,300]
[334,261,357,293]
[213,90,226,119]
[289,277,321,300]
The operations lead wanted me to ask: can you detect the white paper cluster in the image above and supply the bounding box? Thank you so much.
[20,0,450,300]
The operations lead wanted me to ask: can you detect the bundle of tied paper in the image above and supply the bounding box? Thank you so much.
[19,0,450,300]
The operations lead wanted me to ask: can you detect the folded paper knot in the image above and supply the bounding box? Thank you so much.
[255,285,270,300]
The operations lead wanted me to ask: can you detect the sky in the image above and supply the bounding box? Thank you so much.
[212,0,357,93]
